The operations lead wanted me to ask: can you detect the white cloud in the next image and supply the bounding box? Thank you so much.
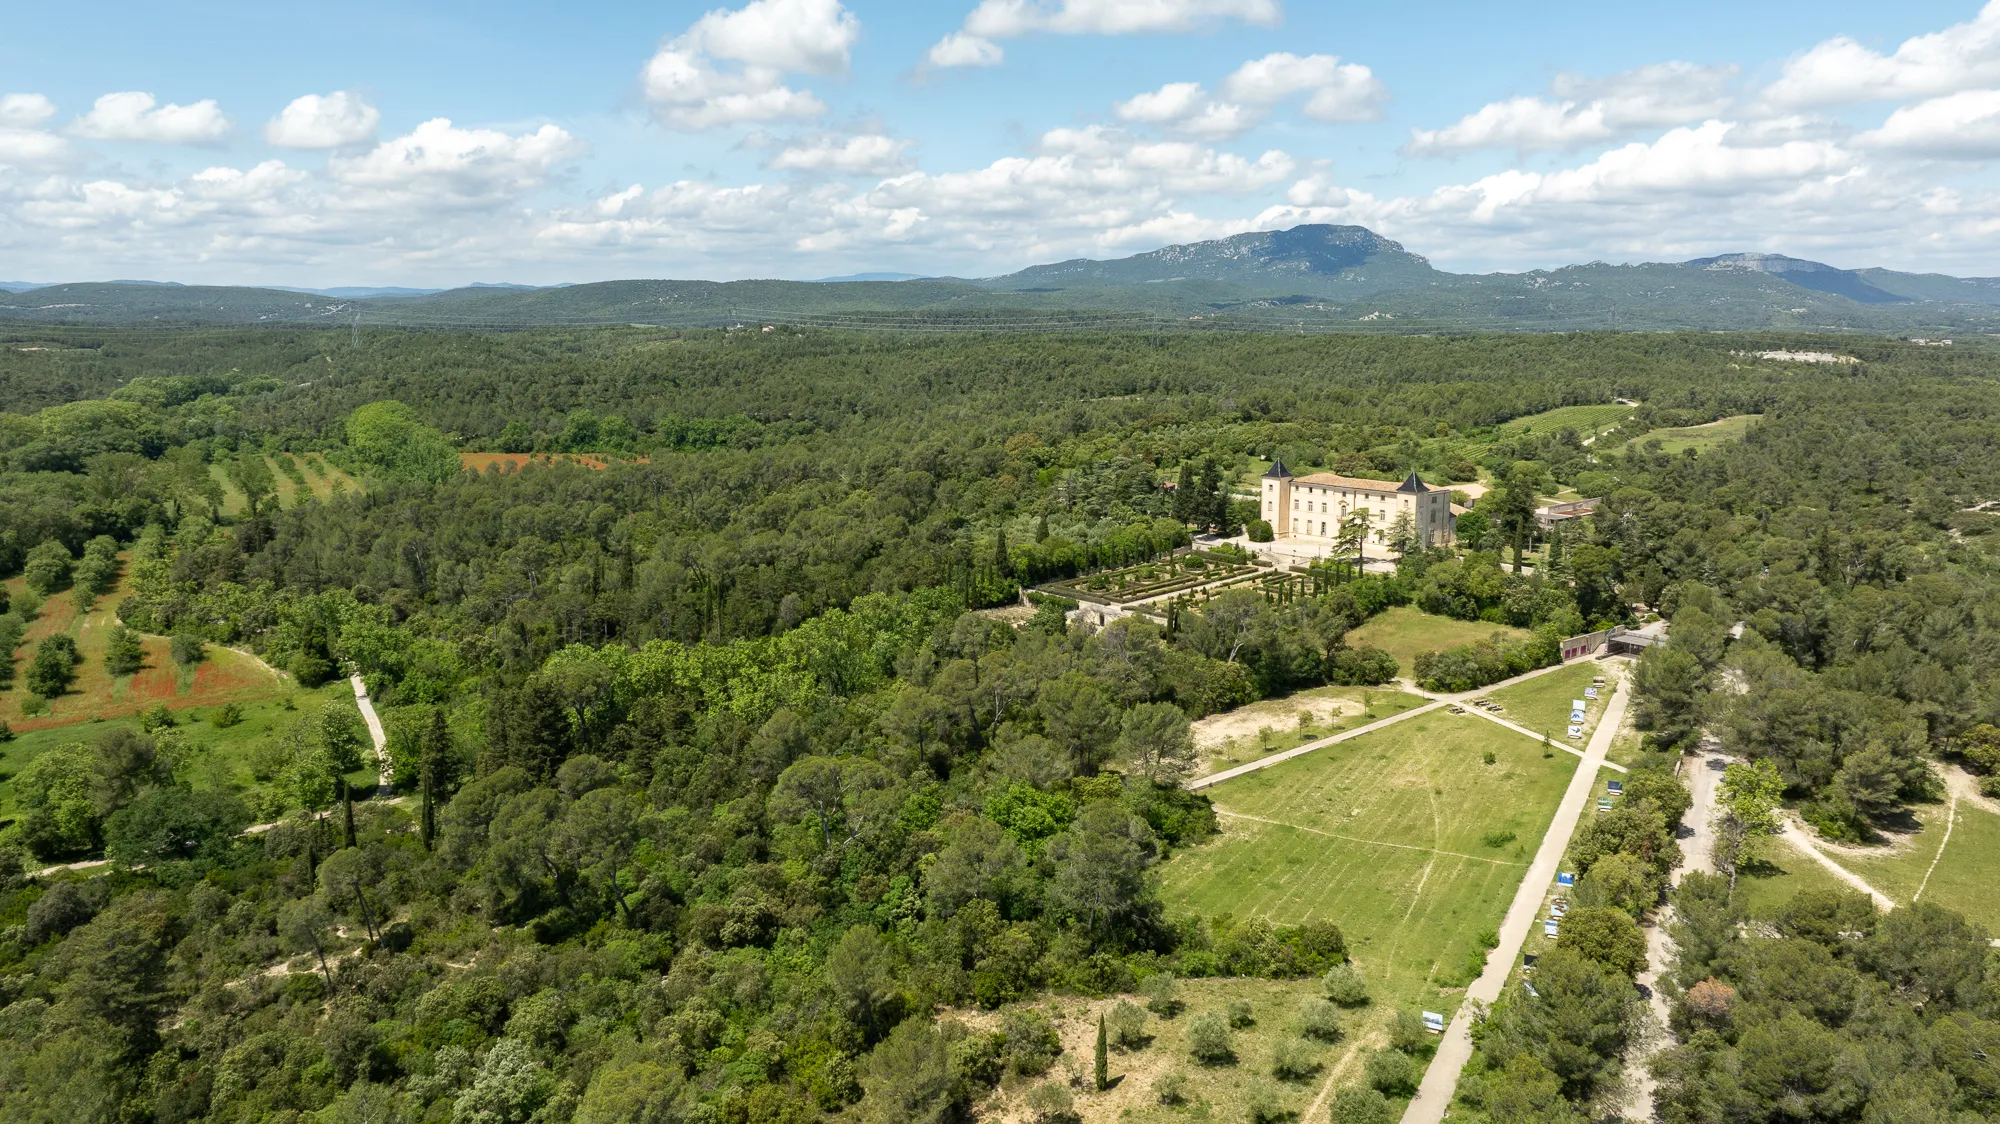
[1407,61,1735,155]
[769,133,914,174]
[641,0,857,129]
[329,118,586,209]
[1113,54,1385,142]
[0,94,57,128]
[1221,53,1387,121]
[1115,83,1259,140]
[928,0,1281,68]
[266,91,381,148]
[70,91,232,144]
[1860,89,2000,159]
[1766,1,2000,107]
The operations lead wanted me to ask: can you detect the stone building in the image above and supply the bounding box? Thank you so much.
[1259,459,1455,549]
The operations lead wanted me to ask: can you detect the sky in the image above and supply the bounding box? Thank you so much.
[4,0,2000,286]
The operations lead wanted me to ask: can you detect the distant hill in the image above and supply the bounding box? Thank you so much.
[6,224,2000,334]
[811,272,925,283]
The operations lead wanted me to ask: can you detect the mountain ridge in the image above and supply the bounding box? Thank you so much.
[6,224,2000,333]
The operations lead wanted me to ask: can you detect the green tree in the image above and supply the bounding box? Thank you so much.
[17,743,99,858]
[26,634,80,697]
[1046,801,1158,934]
[1714,758,1784,889]
[227,454,276,519]
[1556,907,1648,977]
[346,400,461,485]
[104,788,248,865]
[452,1038,556,1124]
[103,626,144,677]
[857,1019,956,1124]
[22,540,73,596]
[1114,701,1196,783]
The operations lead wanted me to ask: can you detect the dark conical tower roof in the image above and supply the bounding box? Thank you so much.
[1263,458,1294,479]
[1396,470,1428,493]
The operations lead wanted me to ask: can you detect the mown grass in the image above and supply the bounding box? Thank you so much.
[1162,710,1576,1018]
[1623,414,1758,456]
[1834,800,2000,932]
[1731,834,1859,921]
[1193,685,1429,776]
[1481,661,1612,743]
[1346,607,1531,676]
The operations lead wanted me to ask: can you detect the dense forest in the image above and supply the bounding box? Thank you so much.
[1,326,1999,1122]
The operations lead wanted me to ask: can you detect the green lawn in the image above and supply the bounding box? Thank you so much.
[1481,661,1611,744]
[1837,800,2000,932]
[1732,834,1858,921]
[1162,710,1577,1017]
[1494,404,1634,441]
[1624,414,1758,456]
[1347,607,1531,676]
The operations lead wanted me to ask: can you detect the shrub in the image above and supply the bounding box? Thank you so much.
[170,633,206,667]
[1002,1009,1061,1076]
[1245,1078,1291,1124]
[211,703,244,729]
[1269,1038,1321,1081]
[1364,1049,1415,1096]
[1247,519,1274,543]
[290,650,336,688]
[1481,830,1517,848]
[1142,972,1180,1016]
[140,704,176,732]
[1025,1082,1074,1124]
[1388,1010,1432,1056]
[1228,999,1255,1028]
[1109,1000,1149,1048]
[1322,964,1369,1006]
[1296,998,1341,1042]
[1188,1011,1233,1064]
[1153,1073,1188,1105]
[1326,1087,1396,1124]
[0,721,12,743]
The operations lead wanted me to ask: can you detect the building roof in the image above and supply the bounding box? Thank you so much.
[1262,458,1294,479]
[1397,470,1429,494]
[1293,471,1424,494]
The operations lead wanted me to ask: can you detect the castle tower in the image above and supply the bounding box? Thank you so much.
[1261,457,1293,536]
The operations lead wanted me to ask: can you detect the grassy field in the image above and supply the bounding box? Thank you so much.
[1,567,330,816]
[1493,404,1634,441]
[1623,414,1759,456]
[208,454,362,516]
[1347,607,1531,675]
[1731,833,1858,921]
[1832,798,2000,932]
[973,977,1380,1124]
[1162,709,1576,1019]
[1481,661,1613,744]
[0,684,357,818]
[1191,685,1429,778]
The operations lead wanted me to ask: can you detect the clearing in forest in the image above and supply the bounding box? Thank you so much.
[970,977,1370,1124]
[208,454,362,515]
[1345,607,1531,674]
[1492,403,1634,441]
[1623,414,1758,456]
[1,569,297,738]
[1830,797,2000,932]
[1162,709,1576,1017]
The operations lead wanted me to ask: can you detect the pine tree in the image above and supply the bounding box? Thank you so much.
[1171,462,1196,523]
[1095,1012,1109,1091]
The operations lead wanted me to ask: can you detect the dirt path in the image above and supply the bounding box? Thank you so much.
[350,672,392,793]
[1623,750,1723,1121]
[1400,676,1630,1124]
[1776,815,1895,910]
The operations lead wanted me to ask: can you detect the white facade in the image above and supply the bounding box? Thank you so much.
[1260,463,1453,549]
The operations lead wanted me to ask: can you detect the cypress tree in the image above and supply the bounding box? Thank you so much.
[1095,1012,1109,1091]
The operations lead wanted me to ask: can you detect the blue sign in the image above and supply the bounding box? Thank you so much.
[1557,872,1575,886]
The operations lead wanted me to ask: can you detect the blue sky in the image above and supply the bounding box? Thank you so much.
[3,0,1997,285]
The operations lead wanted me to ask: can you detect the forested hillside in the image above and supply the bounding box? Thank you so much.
[0,327,1998,1122]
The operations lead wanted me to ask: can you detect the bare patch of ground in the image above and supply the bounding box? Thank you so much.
[1194,692,1361,752]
